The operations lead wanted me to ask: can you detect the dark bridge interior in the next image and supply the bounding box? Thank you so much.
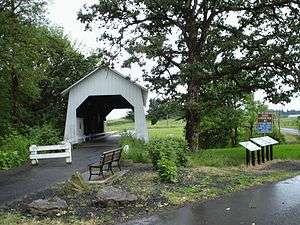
[76,95,133,136]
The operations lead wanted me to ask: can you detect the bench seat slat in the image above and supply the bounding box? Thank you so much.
[30,152,69,159]
[30,145,68,151]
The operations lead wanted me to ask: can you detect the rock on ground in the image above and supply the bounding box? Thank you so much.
[27,197,68,215]
[95,186,138,207]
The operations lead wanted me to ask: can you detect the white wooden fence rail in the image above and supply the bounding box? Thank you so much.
[29,142,72,165]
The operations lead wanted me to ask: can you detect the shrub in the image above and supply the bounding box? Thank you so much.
[269,125,286,144]
[157,157,178,183]
[119,133,149,163]
[0,132,31,170]
[29,123,61,145]
[146,137,188,170]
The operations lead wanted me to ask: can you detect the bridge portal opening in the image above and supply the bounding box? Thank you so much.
[76,95,133,140]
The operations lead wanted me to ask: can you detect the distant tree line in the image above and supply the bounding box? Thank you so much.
[272,110,300,118]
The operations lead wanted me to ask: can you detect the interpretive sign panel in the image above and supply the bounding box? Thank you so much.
[239,141,261,151]
[250,137,270,147]
[261,136,279,145]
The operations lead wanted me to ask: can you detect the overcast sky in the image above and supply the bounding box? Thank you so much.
[47,0,300,119]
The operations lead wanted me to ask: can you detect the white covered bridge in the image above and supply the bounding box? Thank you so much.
[61,68,149,144]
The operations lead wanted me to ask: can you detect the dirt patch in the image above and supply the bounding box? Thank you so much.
[262,160,300,171]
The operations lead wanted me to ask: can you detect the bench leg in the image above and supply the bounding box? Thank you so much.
[261,147,265,163]
[246,149,250,166]
[89,167,93,181]
[270,145,273,160]
[117,161,121,171]
[251,151,255,166]
[109,163,114,174]
[99,166,104,179]
[31,159,38,165]
[257,150,261,165]
[266,146,270,161]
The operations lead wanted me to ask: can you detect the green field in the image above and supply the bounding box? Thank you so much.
[280,117,299,129]
[107,118,300,142]
[108,118,300,167]
[106,118,185,138]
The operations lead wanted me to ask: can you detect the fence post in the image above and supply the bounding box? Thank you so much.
[65,142,72,164]
[30,145,38,165]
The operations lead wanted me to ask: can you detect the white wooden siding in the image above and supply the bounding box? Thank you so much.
[63,68,149,143]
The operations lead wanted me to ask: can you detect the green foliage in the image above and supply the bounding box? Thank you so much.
[297,117,300,130]
[147,137,188,170]
[243,95,268,138]
[0,0,101,139]
[147,99,182,125]
[79,0,300,150]
[29,123,61,145]
[119,133,149,163]
[157,157,178,183]
[124,110,135,122]
[0,132,30,169]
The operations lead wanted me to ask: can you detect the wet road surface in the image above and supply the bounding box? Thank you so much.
[281,128,300,136]
[0,135,119,206]
[121,176,300,225]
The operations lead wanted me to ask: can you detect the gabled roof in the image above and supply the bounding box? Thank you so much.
[61,67,148,104]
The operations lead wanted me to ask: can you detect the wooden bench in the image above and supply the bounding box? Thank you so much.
[88,145,129,180]
[29,142,72,165]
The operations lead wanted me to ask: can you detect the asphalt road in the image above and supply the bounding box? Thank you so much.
[281,128,300,136]
[0,135,119,207]
[120,176,300,225]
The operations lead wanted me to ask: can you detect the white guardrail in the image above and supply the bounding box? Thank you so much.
[29,142,72,165]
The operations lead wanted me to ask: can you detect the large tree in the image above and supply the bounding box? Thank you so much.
[0,0,101,136]
[0,0,47,132]
[78,0,300,150]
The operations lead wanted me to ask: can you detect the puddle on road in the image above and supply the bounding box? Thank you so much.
[121,176,300,225]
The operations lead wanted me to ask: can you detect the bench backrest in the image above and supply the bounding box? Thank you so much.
[100,146,125,165]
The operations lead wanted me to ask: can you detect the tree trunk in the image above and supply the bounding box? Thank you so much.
[250,124,254,138]
[231,127,238,147]
[11,69,19,126]
[185,81,200,151]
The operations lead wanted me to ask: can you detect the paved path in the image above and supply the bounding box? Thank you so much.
[281,128,300,136]
[0,135,119,206]
[120,176,300,225]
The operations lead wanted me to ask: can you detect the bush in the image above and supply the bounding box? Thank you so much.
[119,133,149,163]
[0,132,31,169]
[146,137,188,170]
[157,157,178,183]
[29,123,61,145]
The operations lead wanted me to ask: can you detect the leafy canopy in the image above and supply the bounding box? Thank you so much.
[78,0,300,103]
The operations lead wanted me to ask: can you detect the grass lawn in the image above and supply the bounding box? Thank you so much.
[1,118,300,225]
[189,144,300,167]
